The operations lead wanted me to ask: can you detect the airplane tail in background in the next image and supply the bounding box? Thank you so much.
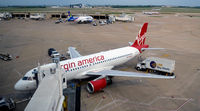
[131,23,149,52]
[67,11,71,17]
[67,11,75,21]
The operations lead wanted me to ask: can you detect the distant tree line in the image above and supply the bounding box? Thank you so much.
[5,6,47,8]
[111,5,200,9]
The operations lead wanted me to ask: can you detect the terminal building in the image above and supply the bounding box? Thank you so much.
[69,4,92,8]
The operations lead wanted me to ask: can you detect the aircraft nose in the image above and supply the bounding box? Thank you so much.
[14,80,23,90]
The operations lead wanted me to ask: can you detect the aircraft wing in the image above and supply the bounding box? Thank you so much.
[68,47,82,59]
[87,70,175,79]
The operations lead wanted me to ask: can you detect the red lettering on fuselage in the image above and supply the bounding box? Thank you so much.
[61,62,76,70]
[77,55,104,66]
[61,55,105,71]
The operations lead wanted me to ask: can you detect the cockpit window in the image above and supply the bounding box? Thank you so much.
[27,77,33,80]
[22,77,28,80]
[22,77,33,81]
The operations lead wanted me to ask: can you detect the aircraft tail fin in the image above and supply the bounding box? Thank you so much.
[131,23,149,52]
[67,11,71,17]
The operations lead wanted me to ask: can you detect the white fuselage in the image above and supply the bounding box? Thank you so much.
[30,14,45,20]
[143,12,160,15]
[115,15,134,22]
[60,46,139,79]
[14,46,140,90]
[74,16,93,23]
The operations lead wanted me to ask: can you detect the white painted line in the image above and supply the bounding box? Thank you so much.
[175,98,193,111]
[94,99,103,111]
[14,69,23,78]
[160,96,193,101]
[95,99,125,111]
[16,98,31,104]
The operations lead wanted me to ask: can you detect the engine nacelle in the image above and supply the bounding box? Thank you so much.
[87,77,113,93]
[87,78,107,93]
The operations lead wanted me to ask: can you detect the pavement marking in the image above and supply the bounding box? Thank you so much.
[0,84,14,89]
[117,96,194,111]
[175,98,193,111]
[94,99,127,111]
[179,70,200,94]
[93,90,129,111]
[16,98,31,104]
[14,69,23,78]
[94,99,103,111]
[159,96,194,101]
[105,90,118,106]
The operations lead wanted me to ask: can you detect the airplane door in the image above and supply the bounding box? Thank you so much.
[62,75,67,89]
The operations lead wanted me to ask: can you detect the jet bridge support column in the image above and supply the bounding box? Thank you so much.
[32,69,40,87]
[63,80,81,111]
[75,81,81,111]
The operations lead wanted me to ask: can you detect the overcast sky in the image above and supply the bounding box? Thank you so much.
[0,0,200,6]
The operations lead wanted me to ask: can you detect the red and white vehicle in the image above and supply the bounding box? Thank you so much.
[14,23,175,93]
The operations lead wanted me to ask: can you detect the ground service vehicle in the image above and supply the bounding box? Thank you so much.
[48,48,55,56]
[136,57,175,75]
[0,53,12,61]
[0,97,16,111]
[51,51,60,58]
[48,48,60,58]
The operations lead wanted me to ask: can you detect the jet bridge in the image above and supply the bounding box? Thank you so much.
[24,57,81,111]
[24,74,65,111]
[25,58,65,111]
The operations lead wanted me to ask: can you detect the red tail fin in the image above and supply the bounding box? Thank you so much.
[131,23,149,52]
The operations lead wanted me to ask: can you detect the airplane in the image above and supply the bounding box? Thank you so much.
[115,13,134,22]
[14,23,175,93]
[30,13,45,20]
[143,11,160,15]
[0,12,12,20]
[68,16,93,23]
[67,11,93,23]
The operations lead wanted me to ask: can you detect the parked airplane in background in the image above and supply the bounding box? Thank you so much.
[143,11,160,15]
[73,16,93,23]
[14,23,175,93]
[30,13,45,20]
[0,12,12,20]
[67,11,93,23]
[115,13,134,22]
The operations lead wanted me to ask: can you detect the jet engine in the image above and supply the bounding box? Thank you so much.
[87,77,112,93]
